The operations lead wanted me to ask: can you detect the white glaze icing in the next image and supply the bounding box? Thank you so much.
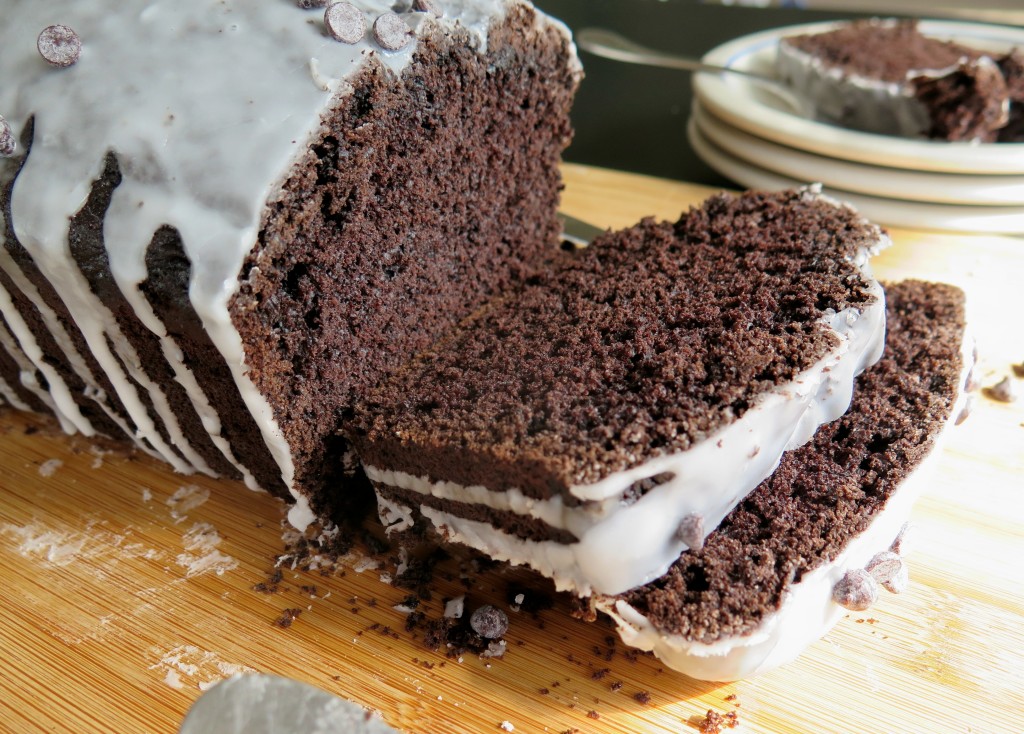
[594,327,974,682]
[0,0,572,529]
[365,214,890,597]
[776,20,1009,140]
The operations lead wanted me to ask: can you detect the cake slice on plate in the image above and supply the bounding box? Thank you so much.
[353,186,888,596]
[776,18,1020,141]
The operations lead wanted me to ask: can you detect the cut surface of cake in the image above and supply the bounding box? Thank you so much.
[354,187,888,596]
[0,1,581,527]
[776,18,1020,141]
[597,280,972,681]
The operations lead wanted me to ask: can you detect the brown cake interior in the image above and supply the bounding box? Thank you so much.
[784,20,979,83]
[228,6,579,514]
[615,280,966,644]
[354,189,881,502]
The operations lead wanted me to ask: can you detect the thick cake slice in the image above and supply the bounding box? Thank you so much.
[597,280,972,681]
[354,187,888,596]
[776,19,1019,141]
[0,1,580,527]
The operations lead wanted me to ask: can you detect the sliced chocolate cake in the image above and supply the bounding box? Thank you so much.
[353,187,888,596]
[597,281,972,681]
[777,19,1017,142]
[0,1,580,527]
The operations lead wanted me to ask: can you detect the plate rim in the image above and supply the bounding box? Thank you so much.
[694,19,1024,175]
[692,102,1024,206]
[686,117,1024,235]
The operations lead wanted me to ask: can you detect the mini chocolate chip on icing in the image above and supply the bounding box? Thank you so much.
[324,2,365,45]
[1012,361,1024,379]
[469,605,508,639]
[881,562,909,595]
[0,117,15,157]
[955,394,974,425]
[984,375,1017,403]
[889,522,914,556]
[412,0,444,17]
[296,0,328,7]
[373,12,414,51]
[864,551,903,586]
[37,25,82,68]
[675,513,705,551]
[832,569,878,612]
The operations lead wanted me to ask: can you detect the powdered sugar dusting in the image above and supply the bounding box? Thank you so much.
[150,644,256,691]
[38,458,63,477]
[176,522,238,577]
[1,521,86,565]
[166,484,211,523]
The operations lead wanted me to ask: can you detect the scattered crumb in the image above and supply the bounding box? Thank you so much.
[610,681,623,692]
[275,608,303,628]
[697,709,739,733]
[633,691,651,705]
[586,710,600,720]
[499,721,514,732]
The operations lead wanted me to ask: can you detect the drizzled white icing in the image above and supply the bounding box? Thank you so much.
[0,1,570,529]
[594,328,974,682]
[366,219,890,597]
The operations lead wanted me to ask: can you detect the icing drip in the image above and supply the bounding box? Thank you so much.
[0,0,566,527]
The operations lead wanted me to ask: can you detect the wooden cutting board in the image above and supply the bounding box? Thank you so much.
[1,164,1022,734]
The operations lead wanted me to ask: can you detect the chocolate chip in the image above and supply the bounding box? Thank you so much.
[296,0,328,7]
[0,117,15,158]
[832,569,878,611]
[469,605,508,639]
[675,513,705,551]
[955,394,974,425]
[889,522,914,556]
[412,0,444,17]
[324,2,365,45]
[984,376,1017,403]
[881,562,909,594]
[1013,362,1024,379]
[37,25,81,68]
[373,12,414,51]
[865,551,903,586]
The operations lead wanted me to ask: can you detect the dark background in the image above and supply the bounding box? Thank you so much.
[533,0,878,186]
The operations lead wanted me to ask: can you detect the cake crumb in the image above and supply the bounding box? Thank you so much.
[274,608,303,628]
[499,721,514,732]
[586,710,600,720]
[633,690,652,705]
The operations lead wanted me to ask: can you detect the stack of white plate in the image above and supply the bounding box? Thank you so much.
[690,20,1024,234]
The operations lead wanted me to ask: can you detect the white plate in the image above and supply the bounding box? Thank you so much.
[693,20,1024,175]
[692,102,1024,206]
[687,118,1024,234]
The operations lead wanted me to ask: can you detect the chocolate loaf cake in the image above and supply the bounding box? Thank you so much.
[597,280,971,681]
[0,1,580,527]
[354,187,888,596]
[777,19,1020,142]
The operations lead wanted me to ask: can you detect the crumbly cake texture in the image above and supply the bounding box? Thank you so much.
[0,1,580,525]
[232,6,579,517]
[356,188,880,495]
[609,280,966,649]
[777,19,1019,142]
[355,187,888,595]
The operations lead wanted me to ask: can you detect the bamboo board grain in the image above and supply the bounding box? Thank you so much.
[1,163,1022,734]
